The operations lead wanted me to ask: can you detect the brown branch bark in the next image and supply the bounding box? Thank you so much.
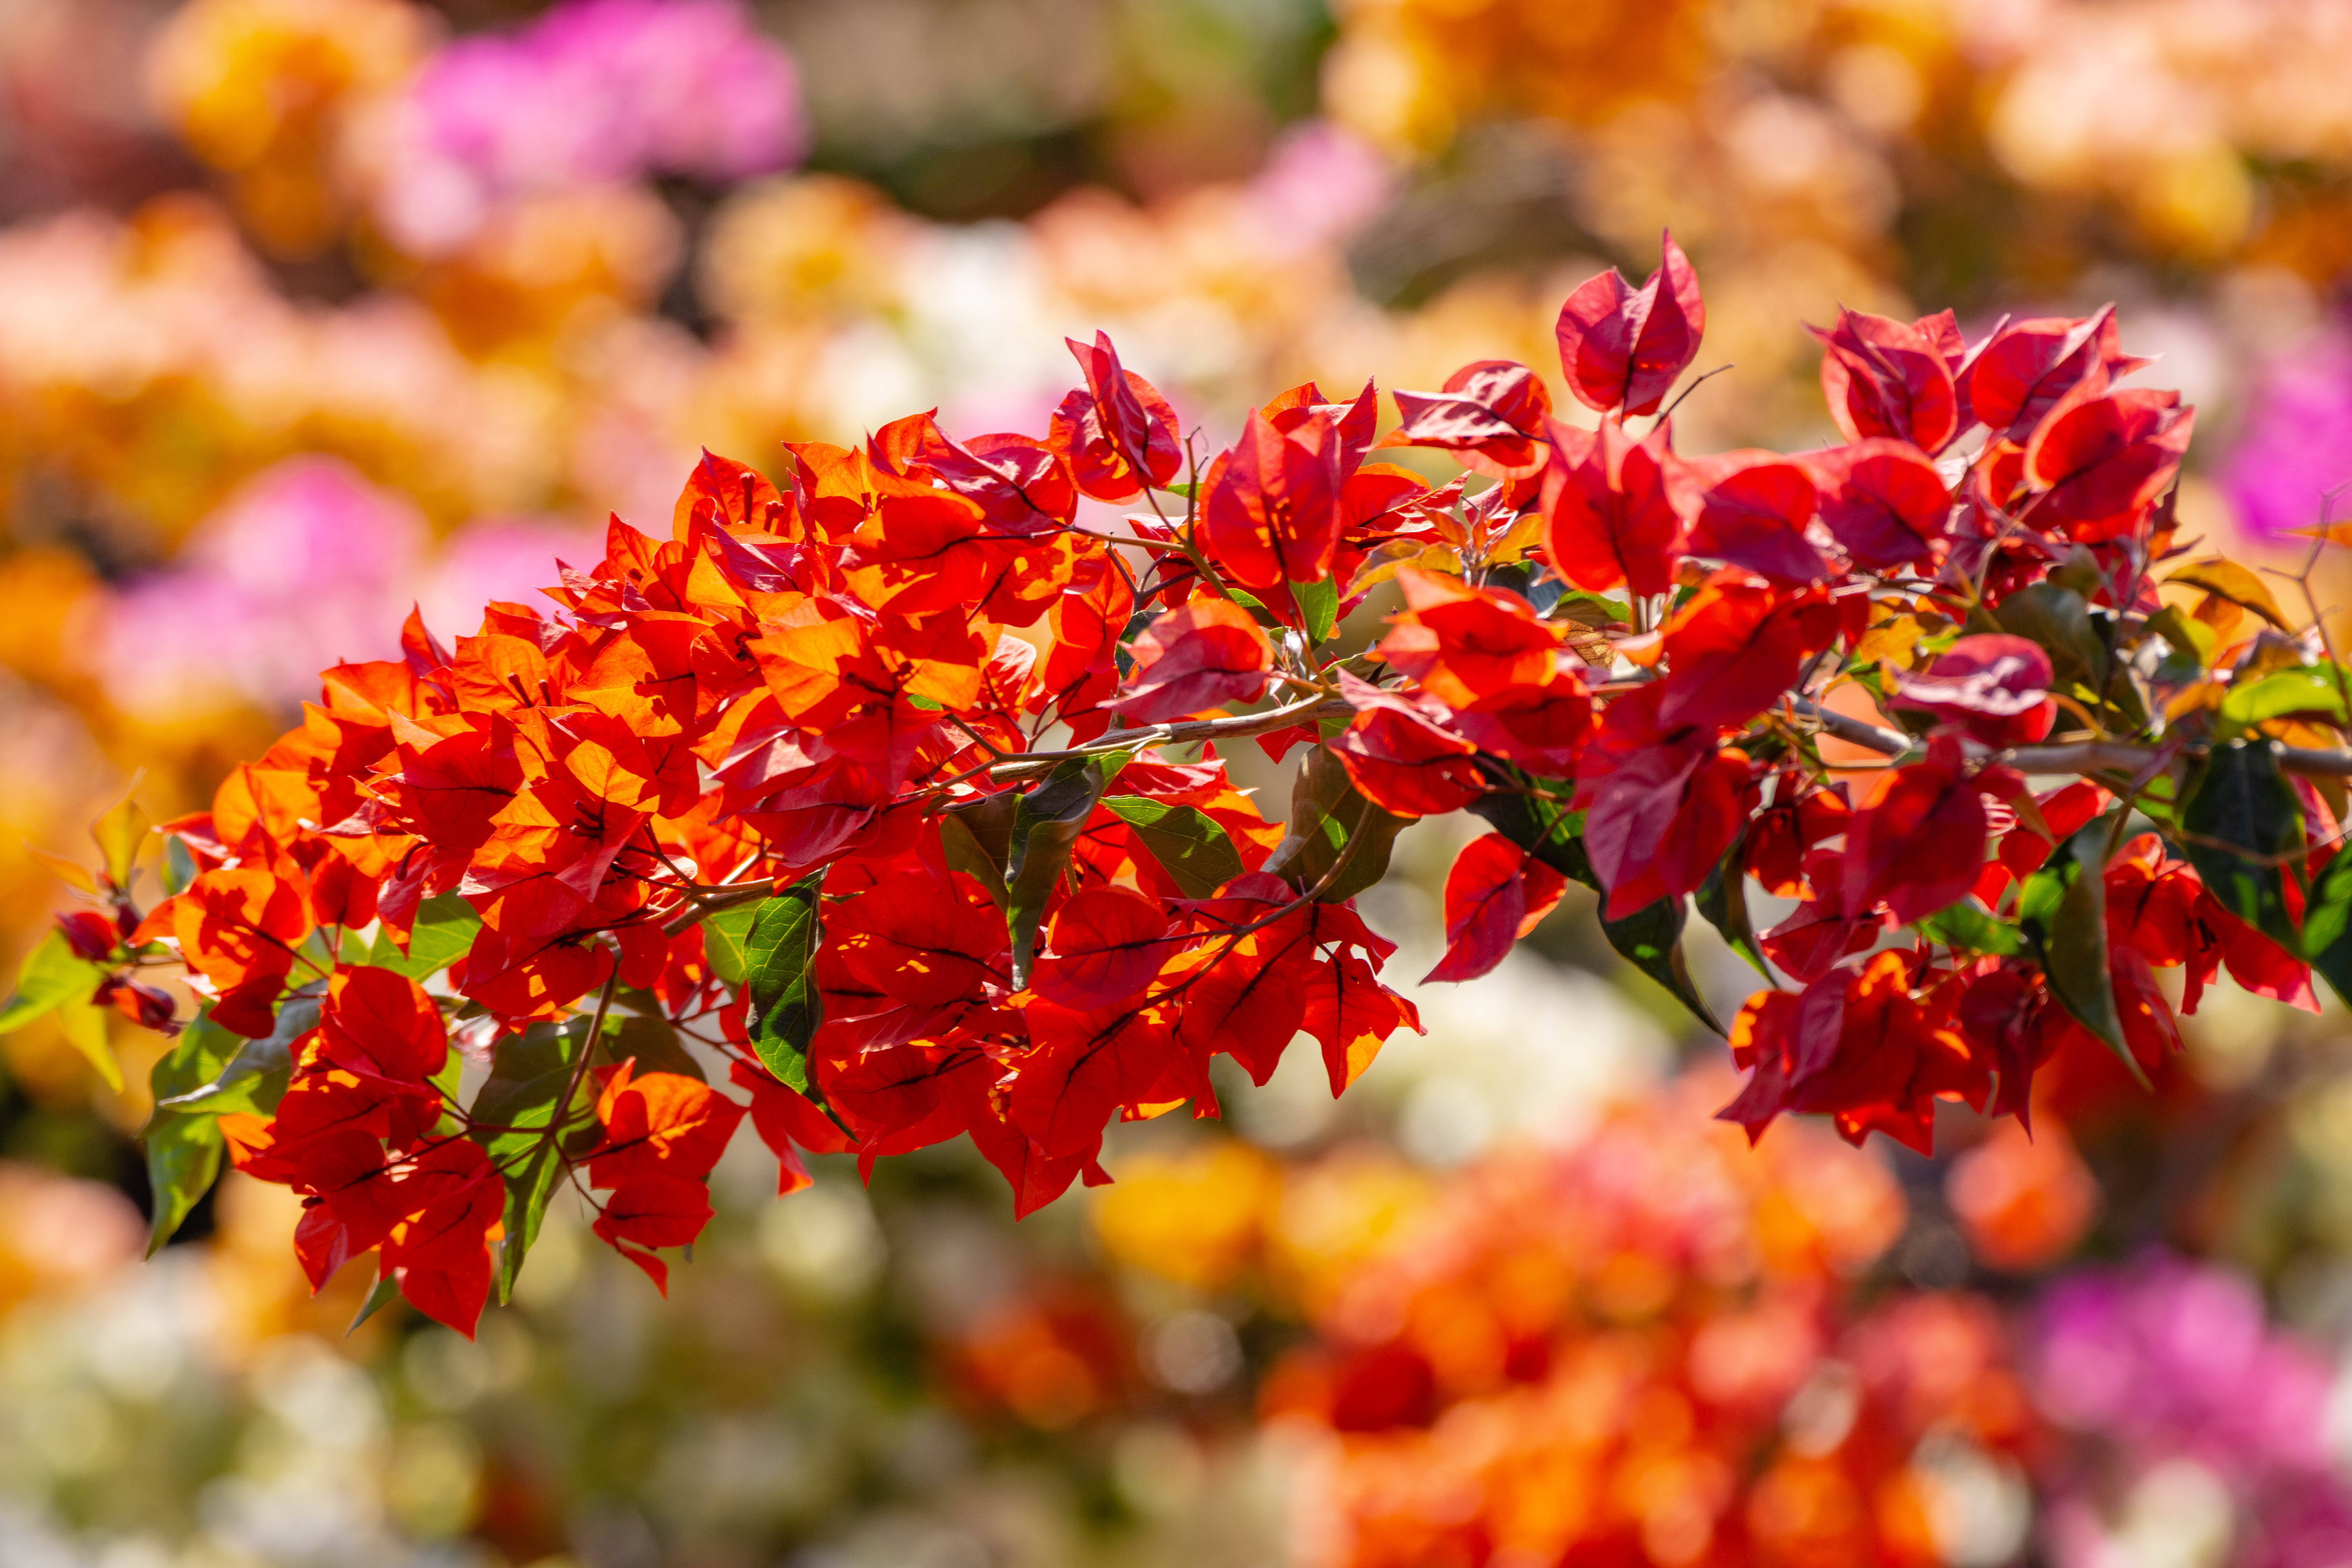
[1785,697,2352,779]
[984,695,1352,780]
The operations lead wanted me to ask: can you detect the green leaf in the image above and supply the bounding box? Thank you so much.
[161,834,196,897]
[700,902,758,987]
[1550,588,1633,628]
[143,1016,229,1252]
[365,895,483,980]
[1602,894,1720,1034]
[600,1007,707,1083]
[2166,557,2292,629]
[2178,740,2304,953]
[1917,897,2025,957]
[1263,744,1411,903]
[347,1269,401,1335]
[2306,849,2352,1009]
[1006,757,1120,988]
[2218,666,2352,739]
[156,995,317,1116]
[1104,797,1245,897]
[743,874,825,1093]
[2018,815,2136,1083]
[94,796,150,891]
[1694,831,1767,977]
[471,1016,596,1306]
[1994,583,2105,699]
[1468,788,1723,1036]
[0,929,107,1032]
[1993,582,2151,729]
[1163,481,1199,501]
[1218,586,1287,634]
[1291,576,1339,645]
[142,1112,222,1257]
[2143,604,2217,670]
[57,997,118,1091]
[939,792,1017,906]
[148,1007,238,1102]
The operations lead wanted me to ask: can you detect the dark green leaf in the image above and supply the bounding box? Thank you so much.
[142,1112,222,1257]
[1694,831,1767,976]
[743,874,825,1093]
[347,1270,402,1335]
[1263,744,1410,903]
[1601,896,1720,1035]
[1105,797,1245,897]
[2018,815,2137,1083]
[147,1008,241,1107]
[1291,576,1339,645]
[599,1007,707,1083]
[157,995,317,1116]
[1917,897,2025,957]
[143,1019,232,1254]
[472,1016,595,1305]
[2306,848,2352,1009]
[1994,583,2104,699]
[366,895,483,980]
[939,792,1017,906]
[2179,740,2304,952]
[1469,788,1723,1036]
[1006,757,1121,987]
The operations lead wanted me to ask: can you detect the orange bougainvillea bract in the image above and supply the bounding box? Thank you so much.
[31,232,2352,1336]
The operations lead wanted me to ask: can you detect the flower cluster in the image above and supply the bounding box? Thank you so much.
[373,0,806,255]
[2032,1255,2352,1568]
[20,239,2347,1342]
[1254,1073,2035,1567]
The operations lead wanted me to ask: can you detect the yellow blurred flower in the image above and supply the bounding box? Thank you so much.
[1323,0,1715,154]
[145,0,425,256]
[1091,1140,1281,1292]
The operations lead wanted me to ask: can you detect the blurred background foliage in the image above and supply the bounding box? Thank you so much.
[6,1,2352,1565]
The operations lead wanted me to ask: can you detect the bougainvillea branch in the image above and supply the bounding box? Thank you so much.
[13,234,2352,1336]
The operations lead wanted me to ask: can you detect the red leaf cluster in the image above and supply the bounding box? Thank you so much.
[98,232,2304,1323]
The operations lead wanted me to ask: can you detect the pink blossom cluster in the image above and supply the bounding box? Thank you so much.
[2033,1254,2352,1568]
[376,0,807,254]
[99,457,593,718]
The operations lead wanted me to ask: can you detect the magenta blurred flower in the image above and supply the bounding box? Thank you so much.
[1241,120,1394,258]
[2219,332,2352,539]
[101,456,424,715]
[2031,1254,2352,1568]
[416,517,591,635]
[98,456,591,717]
[378,0,807,254]
[2034,1254,2333,1475]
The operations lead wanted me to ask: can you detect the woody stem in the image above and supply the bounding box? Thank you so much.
[1783,696,2352,779]
[984,695,1351,780]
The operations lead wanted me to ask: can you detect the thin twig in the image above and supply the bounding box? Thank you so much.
[1650,363,1735,429]
[1784,695,2352,780]
[983,695,1351,779]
